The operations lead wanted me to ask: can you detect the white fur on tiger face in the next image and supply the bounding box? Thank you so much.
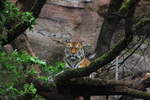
[64,41,85,68]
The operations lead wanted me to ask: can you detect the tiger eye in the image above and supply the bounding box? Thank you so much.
[66,43,71,47]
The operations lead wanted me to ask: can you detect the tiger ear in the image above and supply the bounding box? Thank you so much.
[63,39,71,45]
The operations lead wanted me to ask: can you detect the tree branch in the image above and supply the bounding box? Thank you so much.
[1,0,46,45]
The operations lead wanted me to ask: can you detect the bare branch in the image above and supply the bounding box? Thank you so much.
[117,34,149,69]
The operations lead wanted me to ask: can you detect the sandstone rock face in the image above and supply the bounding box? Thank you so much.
[26,0,106,64]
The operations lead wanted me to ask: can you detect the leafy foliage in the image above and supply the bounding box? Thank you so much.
[0,0,65,99]
[0,51,65,99]
[0,0,36,43]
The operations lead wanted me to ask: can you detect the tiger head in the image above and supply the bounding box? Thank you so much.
[64,41,85,68]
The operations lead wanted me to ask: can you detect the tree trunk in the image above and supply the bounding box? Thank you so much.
[95,0,124,57]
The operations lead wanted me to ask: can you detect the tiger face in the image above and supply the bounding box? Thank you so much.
[64,41,85,68]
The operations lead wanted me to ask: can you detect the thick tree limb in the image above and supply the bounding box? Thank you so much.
[1,0,46,45]
[95,0,124,58]
[31,76,150,99]
[62,78,150,99]
[119,72,150,100]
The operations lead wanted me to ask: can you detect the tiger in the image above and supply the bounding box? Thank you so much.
[64,41,92,100]
[64,41,91,69]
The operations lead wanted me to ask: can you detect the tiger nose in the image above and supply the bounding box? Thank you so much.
[71,48,76,54]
